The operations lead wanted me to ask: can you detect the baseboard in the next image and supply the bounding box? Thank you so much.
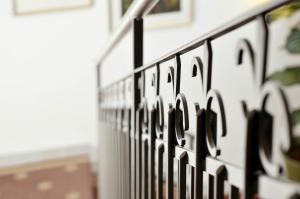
[0,144,98,172]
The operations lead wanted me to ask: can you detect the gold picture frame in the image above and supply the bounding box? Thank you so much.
[13,0,93,16]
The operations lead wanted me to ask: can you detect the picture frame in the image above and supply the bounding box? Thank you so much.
[109,0,193,31]
[13,0,93,16]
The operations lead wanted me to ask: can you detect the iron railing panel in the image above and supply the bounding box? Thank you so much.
[98,1,300,199]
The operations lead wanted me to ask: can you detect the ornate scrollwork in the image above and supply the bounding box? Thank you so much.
[99,4,300,199]
[205,90,227,157]
[238,17,293,178]
[139,98,149,134]
[237,15,298,199]
[190,40,227,157]
[155,96,164,139]
[258,82,292,176]
[167,66,175,91]
[236,39,255,70]
[136,71,149,134]
[166,55,189,146]
[175,93,189,146]
[191,56,204,86]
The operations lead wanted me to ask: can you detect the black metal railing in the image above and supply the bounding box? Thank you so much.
[97,0,300,198]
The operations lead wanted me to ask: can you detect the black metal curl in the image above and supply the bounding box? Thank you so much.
[151,74,155,87]
[139,98,149,134]
[258,82,292,177]
[203,40,213,95]
[155,96,164,139]
[205,89,227,157]
[154,64,160,95]
[236,39,255,70]
[167,66,175,89]
[139,71,146,98]
[191,56,204,88]
[175,93,189,146]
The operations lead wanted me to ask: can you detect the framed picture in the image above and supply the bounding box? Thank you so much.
[109,0,192,31]
[13,0,93,16]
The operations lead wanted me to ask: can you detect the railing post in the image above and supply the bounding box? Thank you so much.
[132,17,144,199]
[133,18,143,69]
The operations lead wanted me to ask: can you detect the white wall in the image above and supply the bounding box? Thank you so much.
[0,0,109,157]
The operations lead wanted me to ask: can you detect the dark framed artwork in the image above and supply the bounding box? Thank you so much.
[110,0,192,31]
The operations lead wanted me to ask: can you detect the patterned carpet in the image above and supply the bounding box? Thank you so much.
[0,155,96,199]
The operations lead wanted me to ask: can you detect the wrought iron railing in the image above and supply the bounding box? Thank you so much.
[97,0,300,198]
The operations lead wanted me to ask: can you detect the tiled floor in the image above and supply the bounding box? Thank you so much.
[0,155,96,199]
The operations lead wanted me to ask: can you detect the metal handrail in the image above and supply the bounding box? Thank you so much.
[97,0,158,65]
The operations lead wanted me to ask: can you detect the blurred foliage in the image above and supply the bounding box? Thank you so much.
[268,65,300,127]
[268,66,300,86]
[286,27,300,54]
[121,0,133,15]
[292,109,300,126]
[267,1,300,23]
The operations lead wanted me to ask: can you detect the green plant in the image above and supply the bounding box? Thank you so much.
[267,1,300,23]
[286,27,300,54]
[268,66,300,86]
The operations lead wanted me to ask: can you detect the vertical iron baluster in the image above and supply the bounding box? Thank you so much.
[214,166,226,199]
[127,110,132,199]
[142,138,149,199]
[149,109,155,199]
[157,144,164,199]
[178,152,188,199]
[191,167,195,199]
[136,109,142,199]
[195,108,206,199]
[167,107,175,199]
[244,111,260,199]
[230,185,240,199]
[131,125,136,199]
[117,110,121,199]
[132,17,143,199]
[112,111,116,199]
[115,114,118,199]
[208,175,214,199]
